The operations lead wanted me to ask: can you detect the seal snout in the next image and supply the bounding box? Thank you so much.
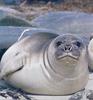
[55,41,77,59]
[56,40,72,52]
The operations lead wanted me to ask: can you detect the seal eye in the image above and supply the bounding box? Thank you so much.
[75,41,81,47]
[56,41,62,47]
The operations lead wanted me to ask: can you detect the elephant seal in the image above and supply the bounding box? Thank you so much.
[0,33,89,95]
[88,36,93,71]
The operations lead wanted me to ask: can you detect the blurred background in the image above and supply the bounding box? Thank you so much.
[0,0,93,21]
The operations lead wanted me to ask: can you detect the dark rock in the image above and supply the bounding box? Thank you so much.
[0,85,32,100]
[69,91,84,100]
[86,90,93,100]
[0,49,7,60]
[0,93,7,98]
[7,91,20,99]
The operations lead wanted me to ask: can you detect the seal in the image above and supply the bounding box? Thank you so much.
[88,36,93,71]
[0,33,89,95]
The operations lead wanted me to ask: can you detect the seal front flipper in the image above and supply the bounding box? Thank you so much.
[0,42,29,79]
[0,51,28,79]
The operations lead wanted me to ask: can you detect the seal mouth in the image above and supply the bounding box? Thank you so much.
[57,54,79,60]
[56,54,79,69]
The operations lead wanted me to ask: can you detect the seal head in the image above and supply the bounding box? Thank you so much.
[44,35,88,79]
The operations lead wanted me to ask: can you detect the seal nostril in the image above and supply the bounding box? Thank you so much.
[68,47,71,50]
[64,45,72,51]
[65,47,67,50]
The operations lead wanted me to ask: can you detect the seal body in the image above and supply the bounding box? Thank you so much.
[0,34,89,95]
